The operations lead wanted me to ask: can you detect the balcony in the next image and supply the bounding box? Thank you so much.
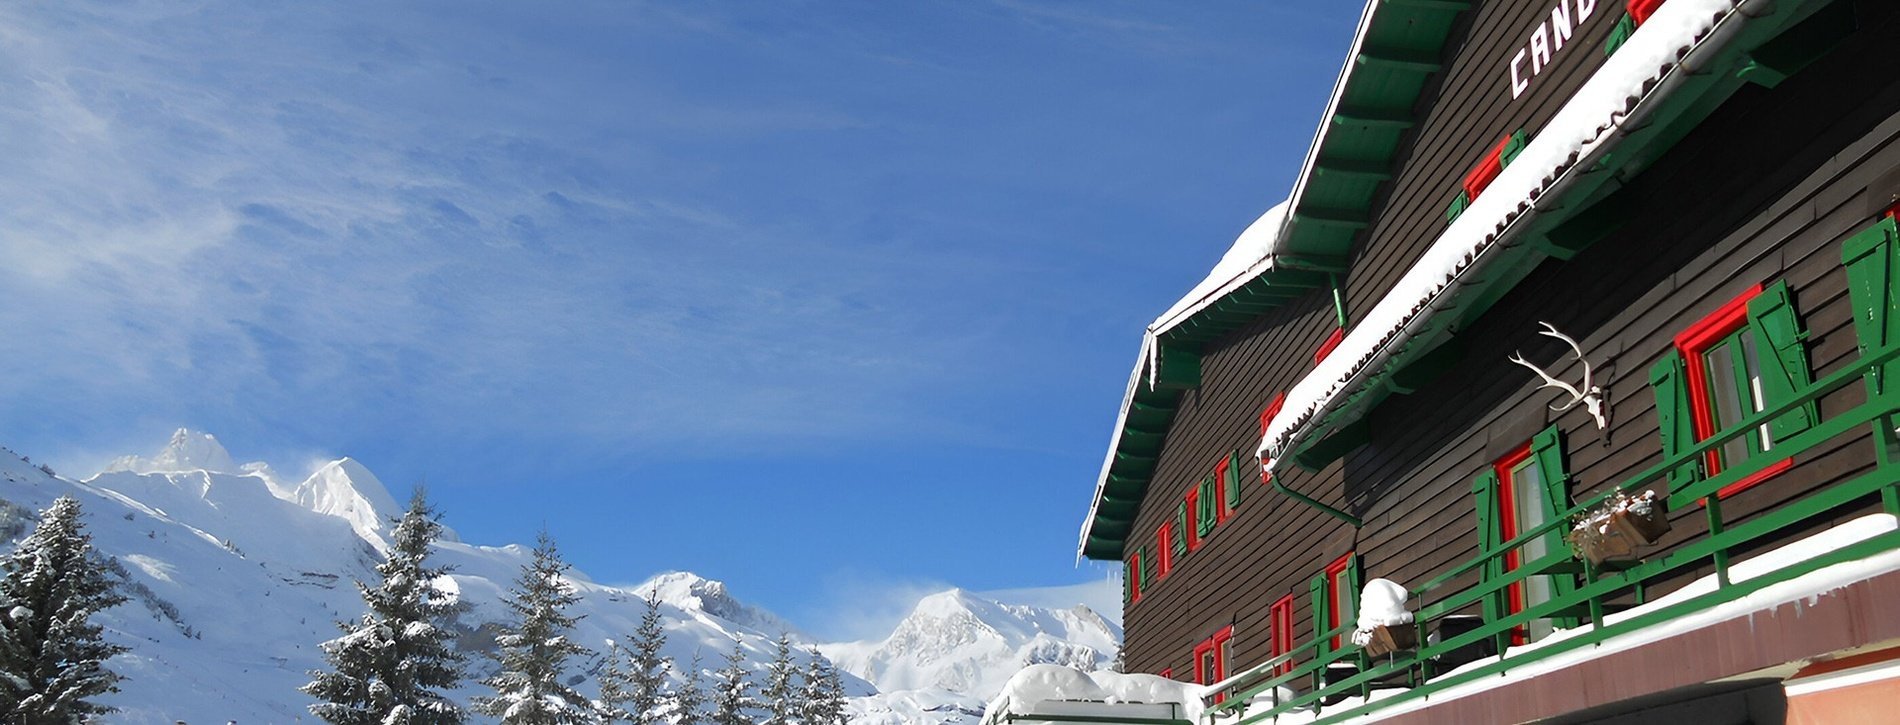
[1200,334,1900,723]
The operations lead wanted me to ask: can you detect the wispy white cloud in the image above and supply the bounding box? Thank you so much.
[0,0,1009,471]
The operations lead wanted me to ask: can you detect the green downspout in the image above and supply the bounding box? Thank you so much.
[1273,274,1364,527]
[1272,469,1362,528]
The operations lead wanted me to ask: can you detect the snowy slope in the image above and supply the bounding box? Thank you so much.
[0,432,1116,723]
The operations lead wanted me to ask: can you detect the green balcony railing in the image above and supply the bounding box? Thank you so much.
[1199,338,1900,724]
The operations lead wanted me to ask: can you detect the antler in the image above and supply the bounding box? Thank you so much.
[1534,321,1593,395]
[1507,352,1586,412]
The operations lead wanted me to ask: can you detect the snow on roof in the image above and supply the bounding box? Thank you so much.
[1260,0,1752,466]
[1147,202,1292,341]
[982,664,1201,725]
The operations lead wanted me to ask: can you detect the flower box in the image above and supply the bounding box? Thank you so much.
[1360,623,1417,658]
[1567,491,1671,567]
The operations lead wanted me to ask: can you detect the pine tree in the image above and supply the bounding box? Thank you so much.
[668,652,707,725]
[799,648,846,725]
[303,488,466,725]
[0,496,129,721]
[759,633,801,725]
[624,591,669,724]
[595,640,634,722]
[472,532,596,723]
[708,643,754,725]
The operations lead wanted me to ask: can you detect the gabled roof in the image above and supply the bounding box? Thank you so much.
[1077,0,1472,562]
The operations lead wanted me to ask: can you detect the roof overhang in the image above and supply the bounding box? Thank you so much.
[1260,0,1848,475]
[1077,0,1474,562]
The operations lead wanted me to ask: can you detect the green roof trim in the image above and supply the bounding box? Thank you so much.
[1078,0,1471,562]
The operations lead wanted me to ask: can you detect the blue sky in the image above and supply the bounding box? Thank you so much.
[0,0,1358,640]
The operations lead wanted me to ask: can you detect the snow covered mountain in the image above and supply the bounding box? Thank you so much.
[0,431,1116,723]
[826,589,1120,706]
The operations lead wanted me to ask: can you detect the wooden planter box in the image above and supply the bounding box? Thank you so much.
[1570,506,1671,566]
[1361,623,1417,658]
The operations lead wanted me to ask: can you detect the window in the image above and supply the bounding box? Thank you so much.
[1324,554,1355,650]
[1308,553,1359,654]
[1158,667,1173,680]
[1651,281,1813,501]
[1259,393,1286,483]
[1269,594,1295,676]
[1193,626,1234,702]
[1493,443,1556,643]
[1314,328,1345,365]
[1126,551,1143,605]
[1156,523,1173,580]
[1185,487,1202,552]
[1212,457,1232,525]
[1473,426,1576,643]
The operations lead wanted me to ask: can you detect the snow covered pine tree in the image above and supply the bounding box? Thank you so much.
[599,591,670,724]
[0,496,128,721]
[800,647,846,725]
[759,633,802,725]
[303,488,467,724]
[709,643,755,725]
[472,532,596,723]
[668,652,707,725]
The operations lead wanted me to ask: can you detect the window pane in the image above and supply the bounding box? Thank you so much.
[1704,339,1753,467]
[1738,330,1773,450]
[1509,458,1555,641]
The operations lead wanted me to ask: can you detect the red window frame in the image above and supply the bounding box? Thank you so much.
[1269,594,1295,676]
[1491,442,1536,646]
[1185,487,1202,552]
[1324,553,1353,650]
[1129,551,1144,605]
[1629,0,1665,25]
[1462,133,1515,200]
[1156,523,1173,580]
[1674,283,1794,501]
[1887,202,1899,219]
[1193,626,1234,702]
[1259,393,1286,483]
[1213,457,1232,525]
[1158,667,1173,679]
[1313,328,1346,365]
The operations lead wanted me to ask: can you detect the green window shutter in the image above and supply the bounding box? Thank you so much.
[1123,561,1133,606]
[1308,573,1330,657]
[1650,350,1701,489]
[1224,450,1245,514]
[1746,281,1816,440]
[1605,13,1637,57]
[1172,501,1189,559]
[1843,217,1900,399]
[1529,426,1582,629]
[1529,426,1572,529]
[1342,555,1362,635]
[1196,475,1218,540]
[1447,190,1472,224]
[1470,469,1505,628]
[1500,129,1529,168]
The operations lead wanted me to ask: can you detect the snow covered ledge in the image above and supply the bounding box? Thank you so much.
[981,665,1201,725]
[1259,0,1770,468]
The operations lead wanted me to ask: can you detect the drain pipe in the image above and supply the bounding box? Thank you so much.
[1268,460,1362,528]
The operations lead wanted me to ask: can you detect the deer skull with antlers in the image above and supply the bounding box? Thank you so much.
[1508,322,1610,430]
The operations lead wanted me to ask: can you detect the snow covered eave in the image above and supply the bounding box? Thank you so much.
[1260,0,1798,472]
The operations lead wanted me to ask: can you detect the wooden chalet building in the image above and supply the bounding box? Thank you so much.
[1074,0,1900,722]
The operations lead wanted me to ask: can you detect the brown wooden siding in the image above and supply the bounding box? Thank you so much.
[1118,0,1900,689]
[1344,0,1633,327]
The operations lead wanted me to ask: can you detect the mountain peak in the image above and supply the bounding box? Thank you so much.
[636,571,798,635]
[293,457,401,545]
[103,428,238,475]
